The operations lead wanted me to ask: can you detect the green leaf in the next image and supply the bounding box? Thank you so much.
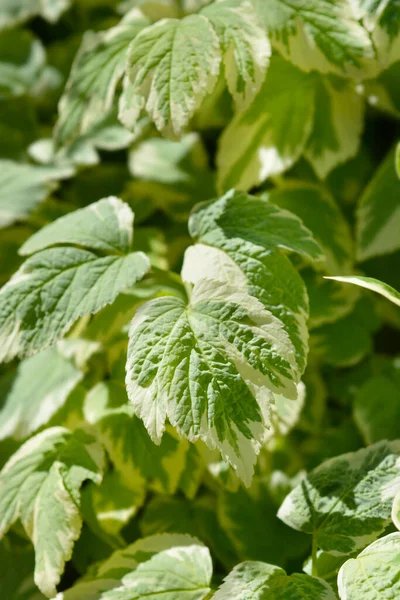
[120,0,180,20]
[140,495,200,538]
[363,61,400,118]
[298,367,327,433]
[0,97,39,161]
[0,225,30,286]
[353,358,400,444]
[278,440,400,554]
[303,269,359,329]
[218,478,309,566]
[356,147,400,261]
[83,470,145,542]
[0,160,74,229]
[214,560,336,599]
[178,444,205,500]
[355,375,400,444]
[0,248,149,363]
[338,533,400,600]
[55,10,149,146]
[0,0,71,29]
[268,183,353,274]
[189,190,322,262]
[0,346,84,441]
[123,14,221,137]
[126,191,321,483]
[264,384,305,445]
[396,141,400,177]
[303,551,345,595]
[59,534,203,600]
[0,426,105,597]
[20,196,135,256]
[126,285,292,484]
[126,133,216,221]
[352,0,400,66]
[309,296,379,367]
[326,275,400,308]
[305,76,365,179]
[100,543,212,600]
[188,190,322,371]
[84,380,189,494]
[200,0,270,109]
[393,489,400,531]
[0,540,45,600]
[252,0,373,74]
[0,30,53,97]
[0,198,150,362]
[217,56,315,191]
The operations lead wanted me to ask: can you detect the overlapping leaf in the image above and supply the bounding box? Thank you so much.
[351,0,400,66]
[303,270,359,329]
[0,30,58,98]
[101,543,212,600]
[126,190,322,483]
[0,344,91,441]
[84,380,189,495]
[217,57,315,191]
[122,0,271,136]
[0,197,150,362]
[126,133,216,221]
[305,76,365,179]
[55,10,150,146]
[268,183,353,274]
[217,478,309,566]
[252,0,373,74]
[0,0,71,30]
[0,160,73,229]
[214,560,336,599]
[0,427,105,597]
[51,533,203,599]
[356,146,400,261]
[309,296,379,367]
[200,0,271,109]
[122,14,221,137]
[354,367,400,444]
[278,440,400,554]
[338,533,400,600]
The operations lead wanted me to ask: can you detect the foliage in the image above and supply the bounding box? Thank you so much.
[0,1,400,598]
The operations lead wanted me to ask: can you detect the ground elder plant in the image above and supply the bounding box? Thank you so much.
[1,1,400,598]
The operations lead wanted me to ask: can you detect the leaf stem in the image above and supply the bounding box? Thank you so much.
[311,536,318,577]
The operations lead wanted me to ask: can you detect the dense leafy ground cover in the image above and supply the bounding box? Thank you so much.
[1,1,400,598]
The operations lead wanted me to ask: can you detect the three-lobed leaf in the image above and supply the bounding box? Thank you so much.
[122,0,272,137]
[126,190,322,483]
[123,14,221,138]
